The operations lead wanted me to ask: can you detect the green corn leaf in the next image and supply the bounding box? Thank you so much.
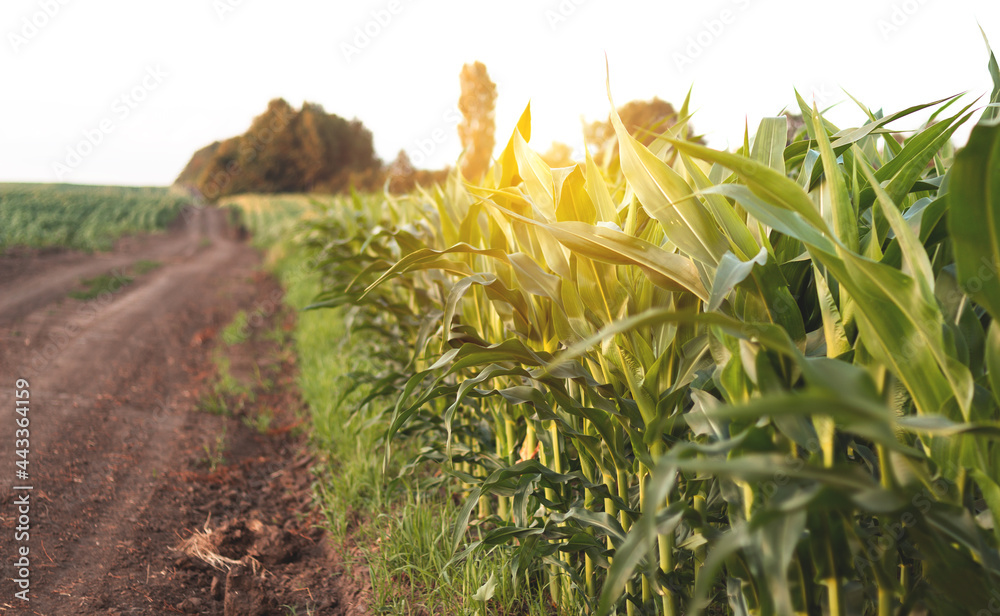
[829,95,958,149]
[667,137,831,234]
[472,573,497,603]
[949,118,1000,321]
[858,106,974,209]
[709,248,769,312]
[750,117,788,174]
[980,26,1000,123]
[988,321,1000,409]
[812,104,858,253]
[970,469,1000,542]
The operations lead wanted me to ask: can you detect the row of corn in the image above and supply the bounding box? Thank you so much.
[301,53,1000,615]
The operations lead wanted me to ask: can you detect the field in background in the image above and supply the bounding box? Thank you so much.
[218,193,316,248]
[0,183,187,252]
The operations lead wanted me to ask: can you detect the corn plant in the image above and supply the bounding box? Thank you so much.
[0,183,186,251]
[304,40,1000,616]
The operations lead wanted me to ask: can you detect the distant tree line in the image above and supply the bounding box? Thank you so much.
[176,99,390,200]
[176,63,699,200]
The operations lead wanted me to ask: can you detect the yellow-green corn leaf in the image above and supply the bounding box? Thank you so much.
[708,248,768,312]
[481,195,708,300]
[608,81,728,266]
[548,221,708,300]
[988,322,1000,409]
[508,252,561,300]
[812,264,851,357]
[554,165,597,224]
[667,137,830,234]
[495,102,532,189]
[585,148,619,223]
[513,129,556,221]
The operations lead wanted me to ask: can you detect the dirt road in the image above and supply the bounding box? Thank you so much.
[0,208,363,615]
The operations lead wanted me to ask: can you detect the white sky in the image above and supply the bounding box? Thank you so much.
[2,0,999,186]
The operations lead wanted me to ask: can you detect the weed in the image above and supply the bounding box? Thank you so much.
[132,259,161,275]
[68,271,133,300]
[201,426,227,472]
[253,363,274,391]
[242,406,274,434]
[221,310,250,346]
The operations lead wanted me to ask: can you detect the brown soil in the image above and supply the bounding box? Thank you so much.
[0,208,370,615]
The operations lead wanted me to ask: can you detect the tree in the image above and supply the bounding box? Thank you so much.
[176,98,382,199]
[541,141,576,167]
[783,112,807,144]
[584,97,701,161]
[457,61,497,181]
[387,149,416,193]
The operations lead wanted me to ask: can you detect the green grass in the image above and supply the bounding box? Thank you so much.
[132,259,161,275]
[200,425,228,472]
[364,496,554,616]
[273,245,387,532]
[68,271,133,300]
[242,406,275,434]
[198,390,232,417]
[66,259,163,301]
[199,352,253,416]
[221,310,251,345]
[0,183,186,252]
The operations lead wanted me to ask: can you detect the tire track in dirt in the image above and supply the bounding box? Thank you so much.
[19,211,245,608]
[0,207,356,615]
[0,210,207,327]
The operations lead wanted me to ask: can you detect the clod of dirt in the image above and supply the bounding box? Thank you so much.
[224,559,275,616]
[246,518,305,566]
[213,520,256,561]
[177,596,204,613]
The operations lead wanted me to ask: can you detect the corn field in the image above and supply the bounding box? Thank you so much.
[299,50,1000,615]
[0,183,187,252]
